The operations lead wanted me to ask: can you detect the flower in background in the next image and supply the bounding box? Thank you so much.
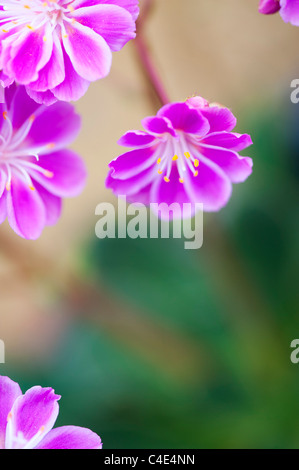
[106,97,253,218]
[0,84,86,239]
[259,0,281,15]
[0,376,102,449]
[0,0,139,104]
[259,0,299,25]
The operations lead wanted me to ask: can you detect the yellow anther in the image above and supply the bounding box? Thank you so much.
[179,178,184,184]
[193,170,198,177]
[157,158,161,164]
[2,29,8,33]
[158,169,163,175]
[24,5,31,9]
[29,185,35,191]
[164,177,170,183]
[172,155,178,161]
[44,170,54,179]
[43,36,47,42]
[6,182,11,191]
[194,159,199,168]
[184,152,191,159]
[26,24,34,30]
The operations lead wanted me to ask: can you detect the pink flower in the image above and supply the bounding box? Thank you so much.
[259,0,281,15]
[0,376,102,449]
[259,0,299,26]
[0,0,139,104]
[0,84,86,239]
[106,97,253,218]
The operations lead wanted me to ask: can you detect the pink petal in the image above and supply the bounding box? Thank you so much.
[201,131,253,152]
[109,146,157,179]
[197,143,253,183]
[72,4,136,52]
[27,101,81,152]
[158,102,210,136]
[36,425,102,449]
[6,23,53,85]
[280,0,299,25]
[6,177,46,240]
[29,149,87,198]
[5,386,60,449]
[71,0,139,20]
[52,50,90,102]
[118,131,156,147]
[0,376,22,449]
[28,33,65,92]
[200,106,237,132]
[184,156,232,211]
[34,182,62,226]
[62,20,112,81]
[142,116,177,137]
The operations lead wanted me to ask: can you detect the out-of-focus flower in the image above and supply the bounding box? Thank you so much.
[0,0,139,104]
[0,84,86,239]
[259,0,299,26]
[259,0,281,15]
[106,97,253,218]
[0,376,102,449]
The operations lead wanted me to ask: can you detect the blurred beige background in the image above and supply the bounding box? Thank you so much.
[0,0,298,360]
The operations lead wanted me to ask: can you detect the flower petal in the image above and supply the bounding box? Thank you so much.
[109,146,158,179]
[28,33,65,92]
[36,425,102,449]
[184,156,232,212]
[34,182,62,226]
[0,376,22,449]
[71,0,139,20]
[200,106,237,132]
[52,49,90,102]
[72,4,136,52]
[118,131,156,147]
[197,143,253,183]
[29,149,87,198]
[6,177,46,240]
[142,116,177,137]
[6,386,60,449]
[27,101,81,152]
[280,0,299,25]
[158,102,210,136]
[201,131,253,152]
[5,23,53,85]
[62,20,112,81]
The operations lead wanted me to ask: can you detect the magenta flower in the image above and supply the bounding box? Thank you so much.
[0,84,86,239]
[0,0,139,105]
[259,0,299,25]
[259,0,281,14]
[0,376,102,449]
[106,97,253,217]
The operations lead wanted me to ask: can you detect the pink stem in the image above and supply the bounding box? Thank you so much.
[135,0,170,107]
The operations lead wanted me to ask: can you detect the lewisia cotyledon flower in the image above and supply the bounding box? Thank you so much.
[106,97,253,218]
[0,376,102,449]
[0,84,86,239]
[259,0,299,25]
[0,0,139,104]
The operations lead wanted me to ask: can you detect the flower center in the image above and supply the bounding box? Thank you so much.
[156,133,199,184]
[0,111,54,192]
[0,0,74,33]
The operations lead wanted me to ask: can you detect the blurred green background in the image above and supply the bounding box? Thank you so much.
[0,0,299,449]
